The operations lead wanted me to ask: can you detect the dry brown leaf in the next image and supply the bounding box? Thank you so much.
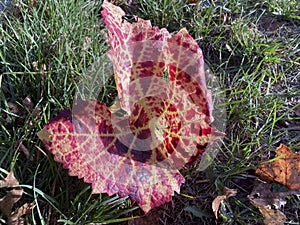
[0,172,19,188]
[9,203,35,225]
[0,188,23,216]
[212,187,237,219]
[257,207,286,225]
[247,180,300,225]
[256,144,300,189]
[0,172,34,225]
[0,172,23,217]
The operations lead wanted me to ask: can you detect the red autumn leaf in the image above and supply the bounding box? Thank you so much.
[38,100,185,213]
[102,1,212,117]
[101,0,220,163]
[38,1,224,213]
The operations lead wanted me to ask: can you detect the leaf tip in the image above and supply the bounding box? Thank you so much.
[37,128,51,142]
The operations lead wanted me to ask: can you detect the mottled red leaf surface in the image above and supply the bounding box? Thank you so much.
[38,100,185,213]
[38,1,223,213]
[101,0,220,163]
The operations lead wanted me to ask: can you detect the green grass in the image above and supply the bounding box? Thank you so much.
[1,0,300,224]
